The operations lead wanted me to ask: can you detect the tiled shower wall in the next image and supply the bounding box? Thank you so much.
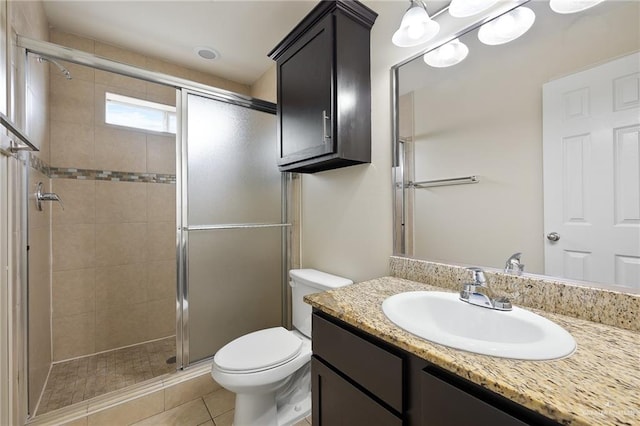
[48,29,250,361]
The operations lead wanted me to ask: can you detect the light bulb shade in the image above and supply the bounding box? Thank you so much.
[392,4,440,47]
[449,0,499,18]
[550,0,605,14]
[478,7,536,46]
[423,39,469,68]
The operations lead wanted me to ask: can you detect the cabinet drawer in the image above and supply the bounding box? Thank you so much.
[312,313,403,412]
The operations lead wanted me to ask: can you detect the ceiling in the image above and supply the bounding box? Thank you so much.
[41,0,455,87]
[41,0,319,86]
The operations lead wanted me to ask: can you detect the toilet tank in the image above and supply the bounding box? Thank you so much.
[289,269,352,338]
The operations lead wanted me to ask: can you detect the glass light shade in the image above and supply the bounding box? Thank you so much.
[550,0,605,14]
[423,39,469,68]
[392,4,440,47]
[478,7,536,46]
[449,0,499,18]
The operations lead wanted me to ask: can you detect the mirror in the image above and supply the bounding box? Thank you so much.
[393,0,639,292]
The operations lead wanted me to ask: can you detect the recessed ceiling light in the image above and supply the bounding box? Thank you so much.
[195,46,219,60]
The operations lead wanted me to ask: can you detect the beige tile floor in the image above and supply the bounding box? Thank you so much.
[128,387,312,426]
[38,337,175,415]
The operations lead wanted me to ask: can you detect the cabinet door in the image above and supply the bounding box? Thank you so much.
[277,14,334,166]
[421,368,529,426]
[312,357,402,426]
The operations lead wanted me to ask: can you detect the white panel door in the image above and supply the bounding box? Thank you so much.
[543,52,640,290]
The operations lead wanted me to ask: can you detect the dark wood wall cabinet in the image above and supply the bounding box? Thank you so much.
[311,311,562,426]
[268,1,377,173]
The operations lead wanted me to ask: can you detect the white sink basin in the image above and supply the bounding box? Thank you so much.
[382,291,576,360]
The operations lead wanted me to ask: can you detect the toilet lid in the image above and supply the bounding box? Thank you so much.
[214,327,303,373]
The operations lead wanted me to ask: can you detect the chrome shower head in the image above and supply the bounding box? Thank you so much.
[36,55,72,80]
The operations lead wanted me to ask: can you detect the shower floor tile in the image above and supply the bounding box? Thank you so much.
[37,337,176,415]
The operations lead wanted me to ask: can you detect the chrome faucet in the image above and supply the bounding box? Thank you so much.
[459,267,512,311]
[35,182,64,211]
[504,252,524,275]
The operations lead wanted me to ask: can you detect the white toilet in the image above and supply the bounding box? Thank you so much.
[211,269,352,426]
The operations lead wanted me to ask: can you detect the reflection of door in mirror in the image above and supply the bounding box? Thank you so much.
[543,52,640,289]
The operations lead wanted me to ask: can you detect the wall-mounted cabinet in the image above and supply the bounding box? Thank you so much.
[268,0,377,173]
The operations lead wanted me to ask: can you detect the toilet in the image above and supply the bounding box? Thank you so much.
[211,269,353,426]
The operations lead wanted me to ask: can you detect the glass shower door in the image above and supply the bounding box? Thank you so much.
[181,91,286,365]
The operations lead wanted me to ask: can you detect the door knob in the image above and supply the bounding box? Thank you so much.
[547,232,560,242]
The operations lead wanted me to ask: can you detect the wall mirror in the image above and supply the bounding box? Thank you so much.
[392,0,639,293]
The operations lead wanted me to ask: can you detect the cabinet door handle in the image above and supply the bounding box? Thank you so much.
[322,110,331,142]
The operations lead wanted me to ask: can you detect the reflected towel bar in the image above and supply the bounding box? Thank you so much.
[409,175,479,188]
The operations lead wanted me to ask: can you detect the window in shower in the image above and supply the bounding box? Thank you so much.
[105,92,177,134]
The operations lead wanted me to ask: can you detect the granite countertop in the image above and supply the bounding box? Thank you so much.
[305,276,640,426]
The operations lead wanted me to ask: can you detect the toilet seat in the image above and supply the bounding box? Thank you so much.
[214,327,303,374]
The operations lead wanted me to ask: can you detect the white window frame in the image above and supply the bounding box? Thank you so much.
[105,92,176,134]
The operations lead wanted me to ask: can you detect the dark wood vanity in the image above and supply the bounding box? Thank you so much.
[268,0,377,173]
[311,311,561,425]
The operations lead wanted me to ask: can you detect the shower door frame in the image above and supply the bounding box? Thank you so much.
[176,88,292,368]
[16,35,292,383]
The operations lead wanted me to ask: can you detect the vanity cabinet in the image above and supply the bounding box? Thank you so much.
[311,311,561,426]
[268,1,377,173]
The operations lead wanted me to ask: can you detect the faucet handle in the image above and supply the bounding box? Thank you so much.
[504,252,524,275]
[466,267,486,286]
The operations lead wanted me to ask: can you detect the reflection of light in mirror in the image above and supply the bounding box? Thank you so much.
[423,39,469,68]
[449,0,499,18]
[478,7,536,45]
[392,1,440,47]
[550,0,606,14]
[339,89,356,114]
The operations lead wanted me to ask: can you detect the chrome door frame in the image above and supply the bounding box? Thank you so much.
[177,89,290,368]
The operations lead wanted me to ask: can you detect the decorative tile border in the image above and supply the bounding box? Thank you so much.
[389,256,640,332]
[28,153,175,184]
[49,167,176,184]
[29,153,50,176]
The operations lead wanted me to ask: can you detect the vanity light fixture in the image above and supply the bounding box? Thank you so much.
[549,0,605,14]
[392,0,440,47]
[448,0,499,18]
[423,38,469,68]
[478,6,536,46]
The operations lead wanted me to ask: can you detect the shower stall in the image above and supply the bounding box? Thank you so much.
[16,36,292,418]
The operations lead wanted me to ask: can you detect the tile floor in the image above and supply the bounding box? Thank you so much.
[38,337,176,415]
[126,387,312,426]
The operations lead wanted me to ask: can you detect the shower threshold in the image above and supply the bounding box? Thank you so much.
[35,337,175,416]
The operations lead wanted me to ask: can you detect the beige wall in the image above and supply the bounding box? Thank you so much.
[250,2,503,283]
[410,2,639,273]
[251,64,276,103]
[295,1,454,283]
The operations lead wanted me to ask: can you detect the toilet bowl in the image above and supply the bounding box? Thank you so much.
[211,269,352,426]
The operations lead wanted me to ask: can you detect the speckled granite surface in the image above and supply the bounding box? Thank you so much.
[390,256,640,332]
[305,277,640,426]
